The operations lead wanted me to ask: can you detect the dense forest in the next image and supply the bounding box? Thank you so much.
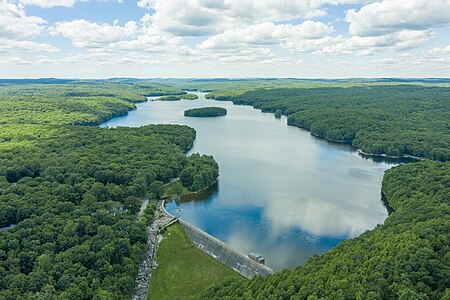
[0,82,184,126]
[201,161,450,299]
[0,124,197,299]
[180,154,219,192]
[0,81,217,299]
[184,107,227,117]
[207,85,450,161]
[156,93,198,101]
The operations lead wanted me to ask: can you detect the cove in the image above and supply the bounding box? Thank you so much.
[101,92,400,271]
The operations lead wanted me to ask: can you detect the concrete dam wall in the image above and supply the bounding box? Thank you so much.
[177,219,274,279]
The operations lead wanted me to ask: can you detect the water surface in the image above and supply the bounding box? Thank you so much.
[102,92,398,271]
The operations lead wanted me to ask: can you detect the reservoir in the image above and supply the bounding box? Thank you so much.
[101,92,399,271]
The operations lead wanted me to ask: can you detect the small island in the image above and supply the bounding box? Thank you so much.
[156,93,198,101]
[184,107,227,117]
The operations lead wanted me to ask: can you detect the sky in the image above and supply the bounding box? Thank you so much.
[0,0,449,78]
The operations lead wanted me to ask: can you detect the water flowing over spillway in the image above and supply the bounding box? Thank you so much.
[101,92,398,271]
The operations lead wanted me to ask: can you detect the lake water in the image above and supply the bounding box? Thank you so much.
[101,92,398,271]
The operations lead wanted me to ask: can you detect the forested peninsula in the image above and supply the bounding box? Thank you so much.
[0,81,217,299]
[156,93,199,101]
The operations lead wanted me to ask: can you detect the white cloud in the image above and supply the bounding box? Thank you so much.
[335,0,450,55]
[429,45,450,55]
[1,0,449,77]
[0,1,46,39]
[48,17,185,57]
[197,21,345,55]
[19,0,124,8]
[137,0,155,9]
[199,21,334,50]
[146,0,335,36]
[0,1,59,55]
[325,29,435,55]
[346,0,450,37]
[20,0,76,8]
[0,39,59,52]
[85,32,183,54]
[49,19,137,48]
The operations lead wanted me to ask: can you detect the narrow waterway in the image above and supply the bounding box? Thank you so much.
[101,92,400,271]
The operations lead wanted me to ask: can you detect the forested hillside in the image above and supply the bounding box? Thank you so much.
[207,85,450,161]
[0,124,197,299]
[0,82,205,299]
[0,82,185,125]
[202,161,450,299]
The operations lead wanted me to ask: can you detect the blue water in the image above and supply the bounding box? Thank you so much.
[101,92,398,271]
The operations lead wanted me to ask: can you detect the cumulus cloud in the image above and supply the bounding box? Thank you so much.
[197,20,344,55]
[346,0,450,37]
[199,21,335,50]
[336,0,450,55]
[0,0,46,39]
[145,0,336,36]
[49,19,137,48]
[137,0,155,9]
[0,1,59,53]
[326,29,435,55]
[48,17,185,57]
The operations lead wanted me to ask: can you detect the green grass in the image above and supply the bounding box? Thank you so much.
[148,223,242,300]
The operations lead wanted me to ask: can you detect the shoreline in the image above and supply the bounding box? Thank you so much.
[357,149,423,161]
[162,177,219,200]
[212,95,425,163]
[289,119,423,162]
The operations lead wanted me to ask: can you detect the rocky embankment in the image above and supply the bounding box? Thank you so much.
[132,202,174,300]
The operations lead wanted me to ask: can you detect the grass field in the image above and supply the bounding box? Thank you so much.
[147,223,242,300]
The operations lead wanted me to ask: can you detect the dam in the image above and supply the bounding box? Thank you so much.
[162,201,274,279]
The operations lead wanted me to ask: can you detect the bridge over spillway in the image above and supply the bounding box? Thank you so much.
[161,200,274,279]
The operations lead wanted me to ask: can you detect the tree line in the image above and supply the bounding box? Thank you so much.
[0,81,186,126]
[208,85,450,161]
